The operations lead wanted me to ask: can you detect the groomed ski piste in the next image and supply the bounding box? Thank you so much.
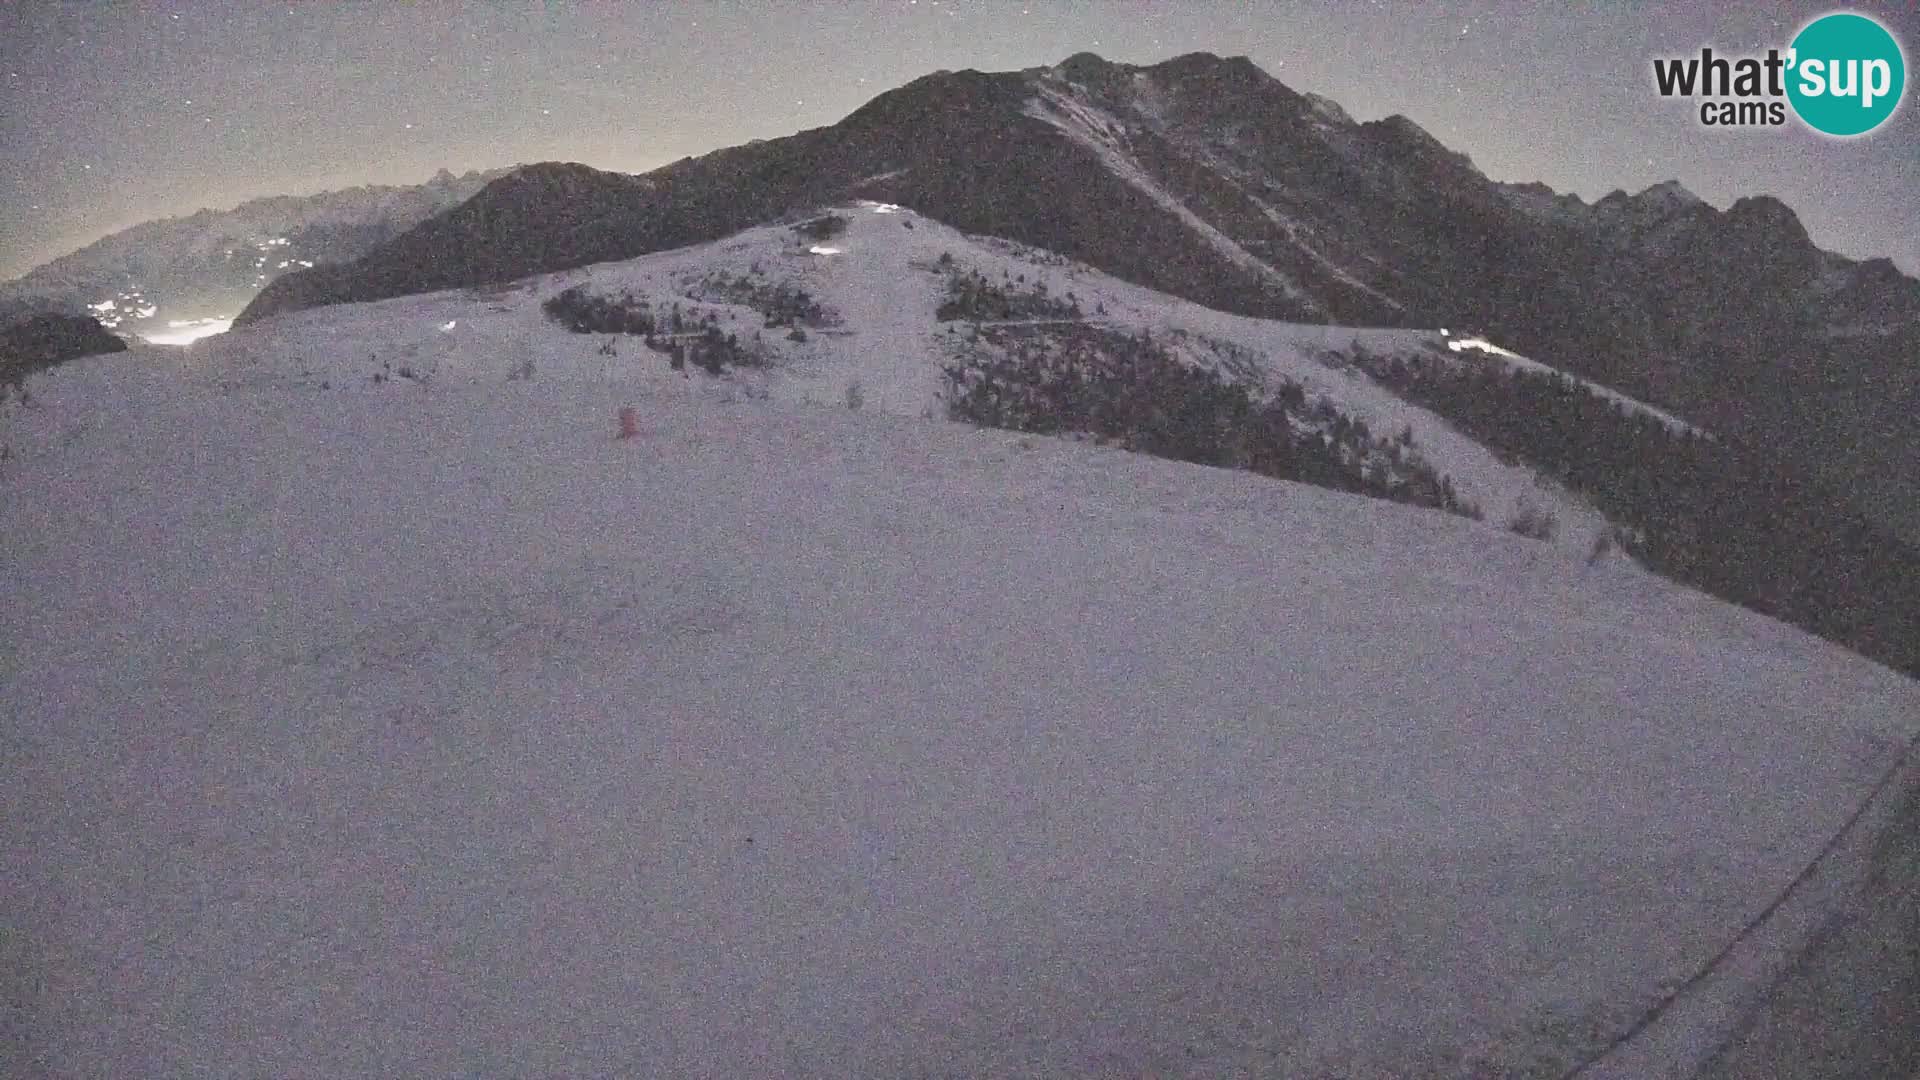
[5,204,1917,1077]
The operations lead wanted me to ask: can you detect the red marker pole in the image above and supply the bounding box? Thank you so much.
[617,406,639,440]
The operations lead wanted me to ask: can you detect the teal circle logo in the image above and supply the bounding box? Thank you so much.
[1786,12,1906,136]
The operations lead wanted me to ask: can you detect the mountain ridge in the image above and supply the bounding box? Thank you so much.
[1,167,512,336]
[237,51,1920,358]
[27,50,1920,535]
[223,53,1920,539]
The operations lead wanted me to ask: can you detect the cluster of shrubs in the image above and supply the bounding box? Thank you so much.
[934,261,1084,323]
[1352,343,1920,679]
[941,325,1479,520]
[641,324,768,376]
[692,272,832,329]
[541,285,656,335]
[542,287,769,376]
[368,355,429,385]
[791,214,849,242]
[1177,329,1263,382]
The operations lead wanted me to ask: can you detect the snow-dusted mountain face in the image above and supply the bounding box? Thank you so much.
[0,168,510,342]
[232,52,1920,537]
[8,201,1920,1077]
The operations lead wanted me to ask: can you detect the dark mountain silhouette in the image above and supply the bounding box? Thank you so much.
[1,313,127,387]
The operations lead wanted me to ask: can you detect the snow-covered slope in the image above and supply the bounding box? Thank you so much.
[186,202,1698,554]
[4,321,1917,1076]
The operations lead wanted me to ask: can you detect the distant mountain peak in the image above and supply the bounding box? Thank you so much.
[1728,193,1798,224]
[1046,50,1271,91]
[1581,181,1708,226]
[495,160,633,188]
[1054,51,1118,80]
[1301,91,1356,127]
[1150,51,1262,74]
[1726,194,1812,250]
[1635,179,1703,208]
[1371,113,1444,146]
[1363,113,1478,173]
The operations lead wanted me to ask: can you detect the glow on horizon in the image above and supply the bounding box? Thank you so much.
[143,317,232,345]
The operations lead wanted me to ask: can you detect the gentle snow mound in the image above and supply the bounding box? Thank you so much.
[4,361,1916,1077]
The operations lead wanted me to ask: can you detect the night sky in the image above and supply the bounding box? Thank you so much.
[3,1,1917,281]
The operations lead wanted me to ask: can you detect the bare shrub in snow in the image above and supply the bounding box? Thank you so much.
[1507,498,1558,542]
[790,214,849,242]
[1587,527,1621,565]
